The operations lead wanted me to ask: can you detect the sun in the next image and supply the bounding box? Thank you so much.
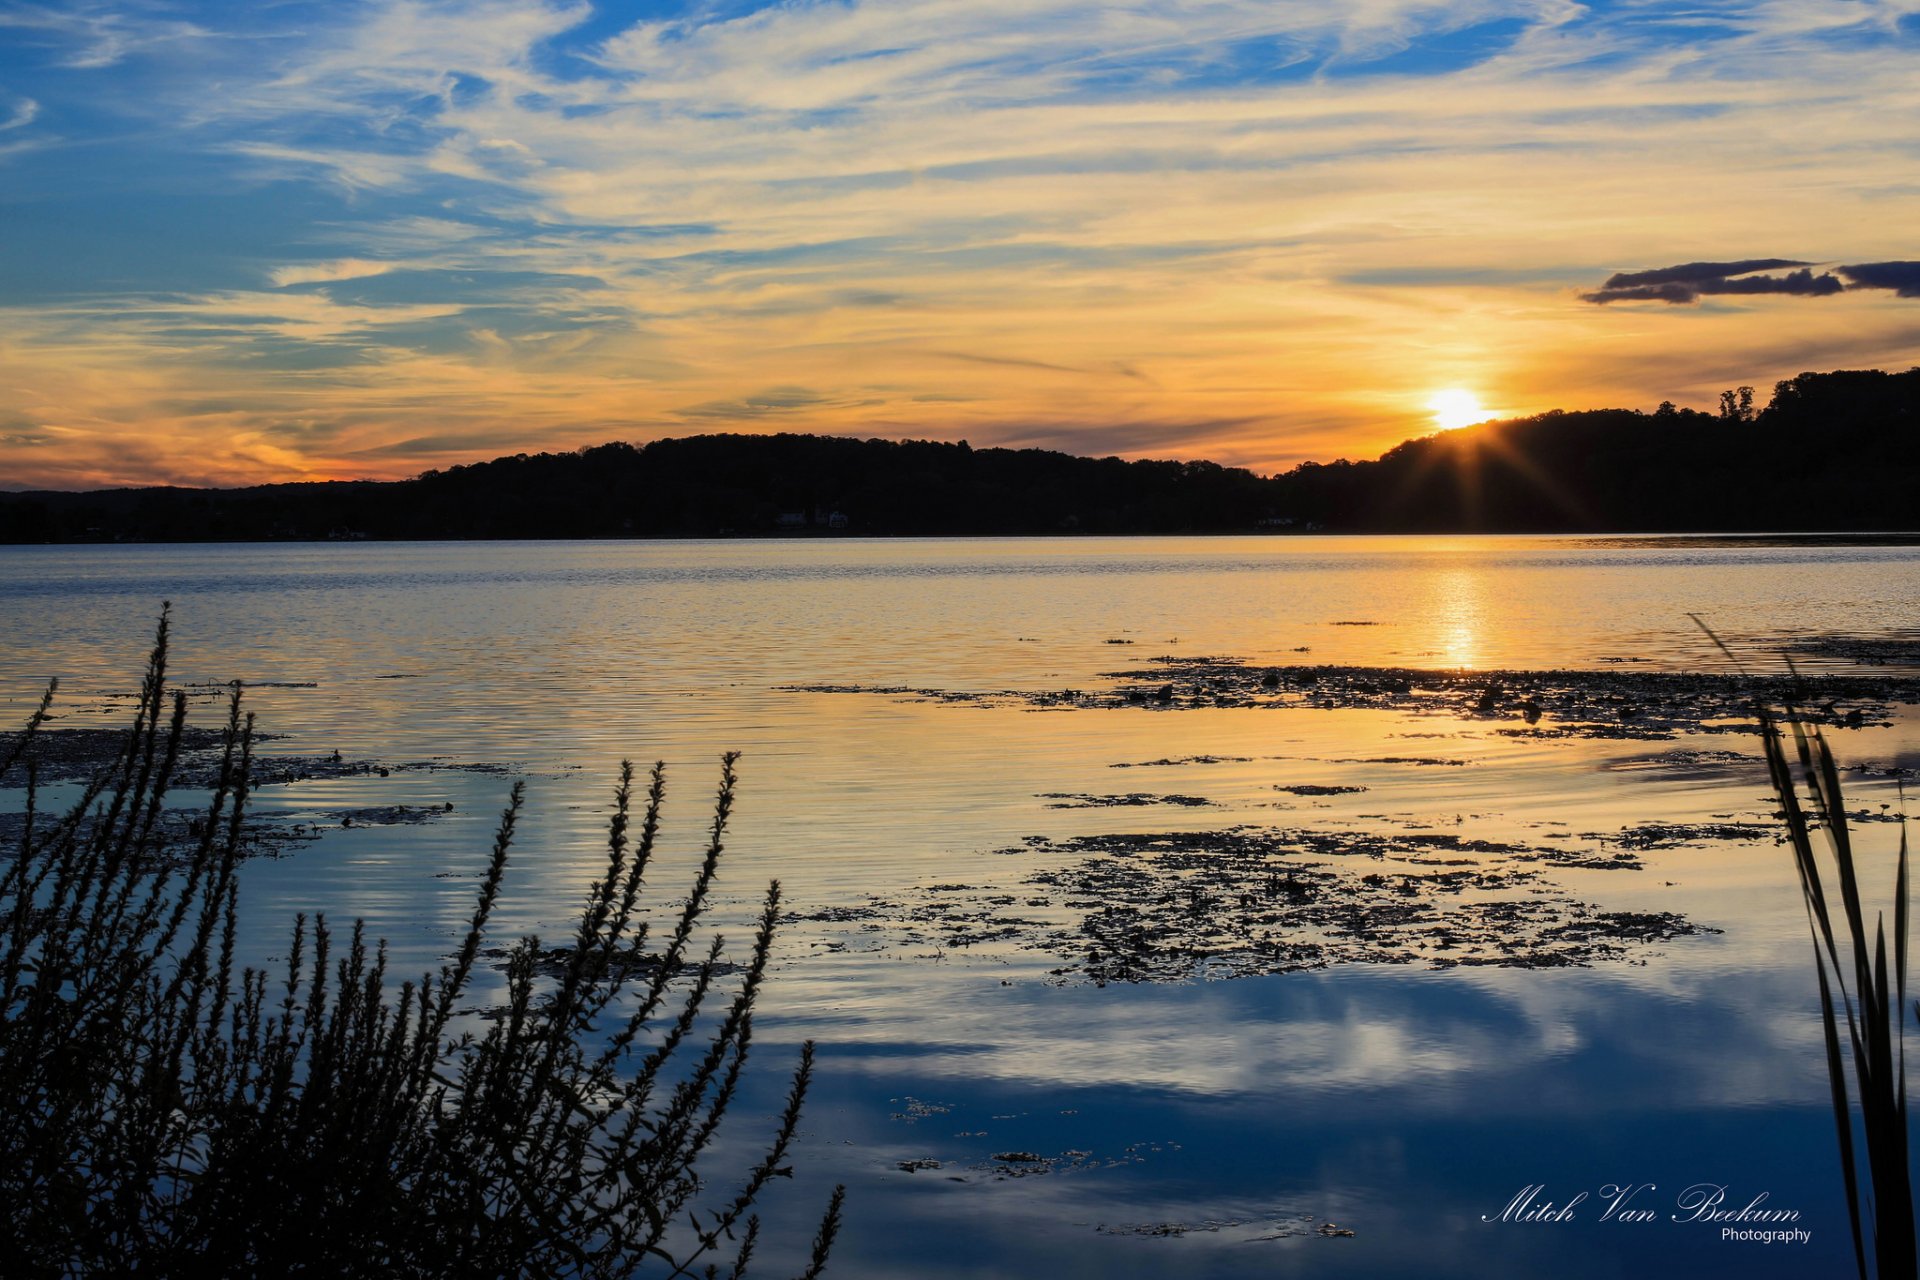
[1428,389,1489,432]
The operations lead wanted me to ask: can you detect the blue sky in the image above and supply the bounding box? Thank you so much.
[3,0,1919,486]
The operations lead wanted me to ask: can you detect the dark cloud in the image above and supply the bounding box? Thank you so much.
[1839,261,1920,297]
[1706,268,1844,297]
[1584,258,1846,304]
[1599,259,1809,290]
[1585,282,1697,304]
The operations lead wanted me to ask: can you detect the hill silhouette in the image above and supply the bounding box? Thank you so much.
[3,368,1916,541]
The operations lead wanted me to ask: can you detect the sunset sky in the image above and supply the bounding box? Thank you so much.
[3,0,1919,489]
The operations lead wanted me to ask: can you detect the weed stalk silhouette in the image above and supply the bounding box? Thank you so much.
[1763,707,1914,1280]
[0,608,843,1278]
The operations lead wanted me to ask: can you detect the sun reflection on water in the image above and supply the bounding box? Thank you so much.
[1430,565,1489,669]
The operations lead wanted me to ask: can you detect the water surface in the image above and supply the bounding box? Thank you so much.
[4,534,1917,1277]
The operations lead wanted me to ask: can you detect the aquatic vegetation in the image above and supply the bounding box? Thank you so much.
[0,612,842,1279]
[790,823,1704,984]
[1763,709,1915,1280]
[787,656,1920,739]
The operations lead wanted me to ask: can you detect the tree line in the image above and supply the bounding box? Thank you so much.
[3,367,1915,540]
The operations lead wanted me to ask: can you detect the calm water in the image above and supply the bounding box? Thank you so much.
[5,535,1919,1278]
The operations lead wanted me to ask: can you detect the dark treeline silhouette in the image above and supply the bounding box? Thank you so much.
[0,436,1278,541]
[1271,368,1920,532]
[4,368,1916,541]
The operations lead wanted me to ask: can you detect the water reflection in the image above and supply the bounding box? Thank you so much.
[1424,565,1490,669]
[759,966,1854,1278]
[0,535,1915,1280]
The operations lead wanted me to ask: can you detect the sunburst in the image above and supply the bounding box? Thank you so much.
[1429,389,1489,431]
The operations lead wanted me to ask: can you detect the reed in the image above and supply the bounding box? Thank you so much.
[0,609,843,1279]
[1762,706,1914,1280]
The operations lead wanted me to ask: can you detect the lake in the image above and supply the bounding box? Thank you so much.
[4,534,1918,1278]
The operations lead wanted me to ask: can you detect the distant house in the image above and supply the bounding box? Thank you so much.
[775,508,849,531]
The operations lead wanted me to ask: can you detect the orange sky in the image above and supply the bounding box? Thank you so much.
[3,0,1919,489]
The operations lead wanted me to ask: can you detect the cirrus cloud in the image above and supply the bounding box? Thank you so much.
[7,0,1920,486]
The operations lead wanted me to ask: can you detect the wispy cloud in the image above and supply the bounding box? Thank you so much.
[0,96,38,131]
[0,4,212,70]
[5,0,1920,485]
[672,386,885,420]
[268,259,397,288]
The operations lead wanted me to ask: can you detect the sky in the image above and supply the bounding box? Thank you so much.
[2,0,1919,489]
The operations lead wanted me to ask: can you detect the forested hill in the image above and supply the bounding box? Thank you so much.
[1266,368,1920,533]
[3,368,1916,541]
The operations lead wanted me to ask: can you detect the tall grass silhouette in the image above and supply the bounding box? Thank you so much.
[0,609,842,1279]
[1763,707,1914,1280]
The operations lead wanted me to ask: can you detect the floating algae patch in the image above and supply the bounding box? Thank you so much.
[1017,830,1684,983]
[1098,660,1918,738]
[973,1140,1173,1180]
[1110,755,1260,769]
[1329,755,1469,767]
[183,679,317,690]
[0,805,326,868]
[972,1149,1109,1179]
[0,728,496,873]
[1603,748,1764,779]
[1,727,511,790]
[0,725,278,785]
[481,942,747,983]
[325,804,453,829]
[1096,1214,1347,1242]
[888,1097,955,1124]
[800,825,1697,985]
[786,658,1920,740]
[1039,792,1216,809]
[888,1139,1183,1183]
[1596,821,1781,850]
[1783,631,1920,669]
